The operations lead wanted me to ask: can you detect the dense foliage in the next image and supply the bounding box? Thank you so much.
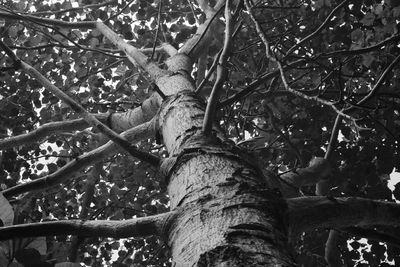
[0,0,400,266]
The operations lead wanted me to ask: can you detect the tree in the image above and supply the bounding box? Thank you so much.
[0,0,400,266]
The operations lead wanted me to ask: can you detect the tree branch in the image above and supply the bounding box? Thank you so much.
[219,59,305,107]
[2,120,155,198]
[317,114,342,267]
[285,0,350,57]
[203,0,233,135]
[0,211,176,241]
[280,158,331,198]
[344,53,400,113]
[180,0,225,58]
[0,10,96,28]
[95,22,165,80]
[287,196,400,238]
[245,1,354,121]
[0,114,108,150]
[69,162,103,261]
[18,59,160,166]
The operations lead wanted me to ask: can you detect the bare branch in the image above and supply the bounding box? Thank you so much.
[2,120,155,198]
[0,114,109,150]
[18,60,160,166]
[95,22,165,80]
[0,211,176,240]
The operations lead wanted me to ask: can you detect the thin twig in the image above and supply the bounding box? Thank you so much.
[150,1,163,60]
[105,0,135,23]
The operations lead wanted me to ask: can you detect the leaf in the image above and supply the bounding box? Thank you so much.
[0,192,14,226]
[8,26,18,38]
[362,54,375,67]
[360,13,375,26]
[350,29,364,42]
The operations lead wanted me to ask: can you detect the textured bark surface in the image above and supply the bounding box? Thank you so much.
[158,89,296,266]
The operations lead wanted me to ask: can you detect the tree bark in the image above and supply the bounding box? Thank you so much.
[157,86,296,265]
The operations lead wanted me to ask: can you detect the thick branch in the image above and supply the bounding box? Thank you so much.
[0,211,176,241]
[2,120,155,198]
[95,22,165,80]
[180,0,225,59]
[287,196,400,238]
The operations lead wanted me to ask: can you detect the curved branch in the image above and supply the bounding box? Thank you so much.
[2,120,155,198]
[0,211,176,241]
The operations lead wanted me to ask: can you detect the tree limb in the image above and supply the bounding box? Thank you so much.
[2,120,155,198]
[203,0,233,135]
[18,59,160,166]
[0,115,108,150]
[287,196,400,238]
[0,211,176,241]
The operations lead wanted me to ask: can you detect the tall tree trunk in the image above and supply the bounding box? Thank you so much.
[158,88,296,265]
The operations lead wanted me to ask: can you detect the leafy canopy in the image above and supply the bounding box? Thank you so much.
[0,0,400,266]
